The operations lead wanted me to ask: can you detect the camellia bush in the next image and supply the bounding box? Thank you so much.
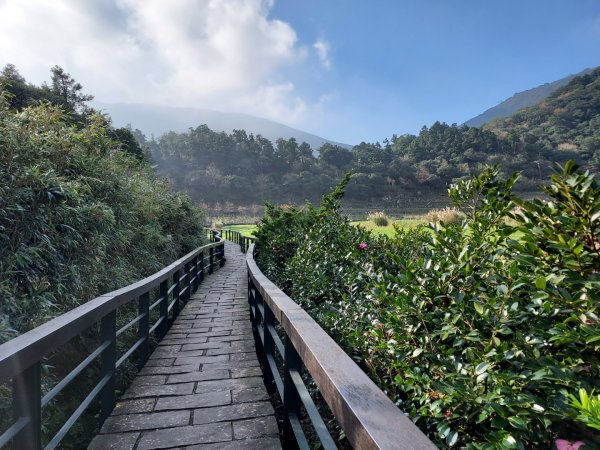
[255,164,599,449]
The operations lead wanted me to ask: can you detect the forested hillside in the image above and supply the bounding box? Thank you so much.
[485,68,600,171]
[150,67,600,208]
[464,67,592,127]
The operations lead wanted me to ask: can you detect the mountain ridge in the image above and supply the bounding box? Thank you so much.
[464,67,593,127]
[94,101,352,153]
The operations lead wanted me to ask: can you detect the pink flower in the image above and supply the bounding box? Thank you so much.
[445,409,452,419]
[359,243,368,249]
[556,439,585,450]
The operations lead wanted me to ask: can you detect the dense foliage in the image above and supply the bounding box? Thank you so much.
[486,69,600,172]
[255,165,600,449]
[0,65,207,448]
[151,68,599,208]
[0,64,146,160]
[0,90,205,343]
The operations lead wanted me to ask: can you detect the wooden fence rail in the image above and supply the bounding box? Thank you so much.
[228,231,436,450]
[221,229,256,253]
[0,230,225,450]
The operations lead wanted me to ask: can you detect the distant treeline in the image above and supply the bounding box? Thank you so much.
[148,68,600,207]
[3,62,598,211]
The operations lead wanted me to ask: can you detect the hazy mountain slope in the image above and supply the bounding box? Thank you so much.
[483,67,600,173]
[465,68,592,127]
[93,102,351,152]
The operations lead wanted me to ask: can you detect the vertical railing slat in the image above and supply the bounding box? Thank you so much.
[173,270,181,319]
[12,362,41,450]
[138,292,150,369]
[159,280,169,339]
[184,262,191,303]
[192,255,199,292]
[199,251,204,285]
[100,310,116,424]
[283,339,302,450]
[262,290,275,389]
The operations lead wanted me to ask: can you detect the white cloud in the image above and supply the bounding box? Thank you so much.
[236,82,307,124]
[313,39,332,69]
[0,0,316,125]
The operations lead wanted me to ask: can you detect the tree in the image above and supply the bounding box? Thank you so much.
[45,65,93,114]
[0,64,43,109]
[317,143,353,174]
[110,127,147,160]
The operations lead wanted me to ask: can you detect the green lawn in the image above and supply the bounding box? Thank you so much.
[351,218,425,237]
[221,218,426,239]
[222,224,257,237]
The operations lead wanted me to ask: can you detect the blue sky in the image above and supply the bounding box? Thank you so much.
[270,0,600,143]
[0,0,598,145]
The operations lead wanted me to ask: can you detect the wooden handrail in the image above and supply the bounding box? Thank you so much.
[0,230,225,449]
[245,242,437,450]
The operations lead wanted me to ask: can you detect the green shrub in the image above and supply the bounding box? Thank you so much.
[367,211,389,226]
[0,95,205,341]
[255,164,600,449]
[0,88,206,448]
[568,389,600,431]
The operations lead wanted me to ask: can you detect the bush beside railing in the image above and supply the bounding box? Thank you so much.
[0,230,225,449]
[233,236,436,450]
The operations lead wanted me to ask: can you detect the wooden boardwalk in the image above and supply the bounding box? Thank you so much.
[89,241,281,450]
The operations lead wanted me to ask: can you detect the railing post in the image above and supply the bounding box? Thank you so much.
[283,339,302,450]
[209,247,214,274]
[100,310,116,424]
[173,270,181,319]
[219,243,225,267]
[159,280,169,339]
[188,260,193,298]
[191,255,198,293]
[199,251,204,284]
[183,262,191,303]
[262,291,274,389]
[12,362,41,450]
[138,292,150,370]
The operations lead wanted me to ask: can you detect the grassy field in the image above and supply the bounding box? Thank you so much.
[222,218,426,239]
[222,224,257,237]
[352,218,424,237]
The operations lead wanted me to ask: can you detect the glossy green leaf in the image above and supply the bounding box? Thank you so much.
[535,276,546,290]
[508,416,528,431]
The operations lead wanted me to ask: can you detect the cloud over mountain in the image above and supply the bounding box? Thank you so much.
[0,0,315,124]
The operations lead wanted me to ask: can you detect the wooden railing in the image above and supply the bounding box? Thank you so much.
[241,238,437,450]
[0,230,225,449]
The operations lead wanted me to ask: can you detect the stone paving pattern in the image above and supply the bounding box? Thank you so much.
[89,241,281,450]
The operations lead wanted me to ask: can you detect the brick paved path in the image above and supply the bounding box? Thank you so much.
[89,241,281,450]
